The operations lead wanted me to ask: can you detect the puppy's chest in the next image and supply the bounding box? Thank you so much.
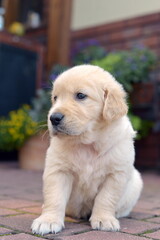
[70,144,107,186]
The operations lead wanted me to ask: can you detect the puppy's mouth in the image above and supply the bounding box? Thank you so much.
[52,125,80,136]
[53,126,71,135]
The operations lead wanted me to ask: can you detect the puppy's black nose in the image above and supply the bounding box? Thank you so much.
[50,112,64,126]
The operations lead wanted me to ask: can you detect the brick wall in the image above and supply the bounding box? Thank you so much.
[71,12,160,58]
[135,133,160,170]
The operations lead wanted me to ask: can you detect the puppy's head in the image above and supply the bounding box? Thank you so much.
[48,65,128,139]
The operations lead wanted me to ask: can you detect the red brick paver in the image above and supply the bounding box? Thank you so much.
[0,214,36,233]
[146,216,160,224]
[0,199,40,209]
[45,222,91,238]
[0,227,13,235]
[60,231,149,240]
[0,209,20,217]
[17,206,42,215]
[0,233,44,240]
[129,210,156,220]
[120,218,160,234]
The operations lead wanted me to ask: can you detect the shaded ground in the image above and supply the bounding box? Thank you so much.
[0,162,160,240]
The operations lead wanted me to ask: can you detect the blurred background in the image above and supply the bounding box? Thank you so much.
[0,0,160,171]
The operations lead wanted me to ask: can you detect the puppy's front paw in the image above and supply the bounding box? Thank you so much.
[31,214,64,235]
[90,215,120,232]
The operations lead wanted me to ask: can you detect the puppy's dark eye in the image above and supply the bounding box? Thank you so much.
[76,92,87,100]
[54,96,57,101]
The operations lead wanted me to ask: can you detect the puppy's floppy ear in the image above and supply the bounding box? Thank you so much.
[103,87,128,122]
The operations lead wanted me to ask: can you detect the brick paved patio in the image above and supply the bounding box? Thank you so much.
[0,162,160,240]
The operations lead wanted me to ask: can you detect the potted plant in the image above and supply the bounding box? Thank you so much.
[92,47,157,93]
[0,104,49,170]
[0,105,37,152]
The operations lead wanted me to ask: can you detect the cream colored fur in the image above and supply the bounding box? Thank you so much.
[31,65,143,235]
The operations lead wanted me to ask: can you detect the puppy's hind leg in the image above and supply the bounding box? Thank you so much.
[116,169,143,218]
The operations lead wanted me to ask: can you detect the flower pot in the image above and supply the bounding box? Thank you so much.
[130,82,154,107]
[19,131,49,170]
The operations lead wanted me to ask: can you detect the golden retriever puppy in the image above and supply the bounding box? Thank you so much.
[32,65,143,235]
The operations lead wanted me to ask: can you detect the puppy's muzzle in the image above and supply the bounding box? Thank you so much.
[50,112,64,126]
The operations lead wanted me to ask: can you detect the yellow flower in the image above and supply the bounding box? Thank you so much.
[0,105,38,151]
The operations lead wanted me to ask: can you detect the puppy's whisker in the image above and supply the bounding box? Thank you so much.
[42,129,50,141]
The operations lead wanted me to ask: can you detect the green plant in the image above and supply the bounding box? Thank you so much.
[0,105,38,151]
[92,48,157,92]
[128,113,153,139]
[71,39,106,65]
[49,64,69,82]
[30,89,51,125]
